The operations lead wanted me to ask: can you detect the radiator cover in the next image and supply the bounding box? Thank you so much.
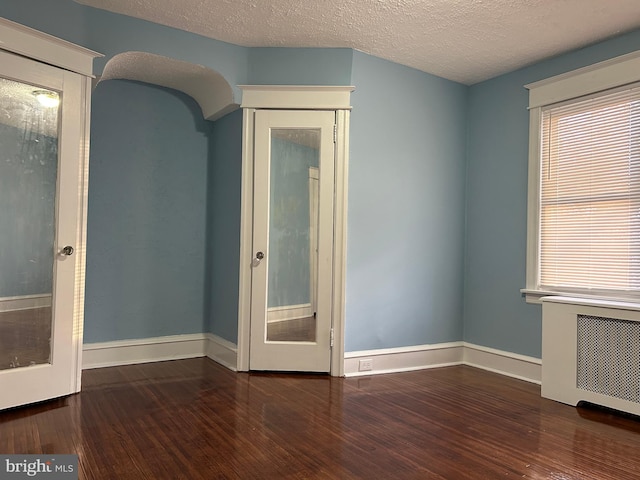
[542,297,640,416]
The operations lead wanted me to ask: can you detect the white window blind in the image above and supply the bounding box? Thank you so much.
[539,86,640,294]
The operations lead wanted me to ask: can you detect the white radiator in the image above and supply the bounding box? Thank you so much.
[542,296,640,416]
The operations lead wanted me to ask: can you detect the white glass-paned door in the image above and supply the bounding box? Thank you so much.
[0,50,85,410]
[249,110,335,372]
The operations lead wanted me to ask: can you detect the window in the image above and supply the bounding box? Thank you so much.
[524,51,640,303]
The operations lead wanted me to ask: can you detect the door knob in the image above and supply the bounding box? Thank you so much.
[252,251,265,267]
[61,245,74,256]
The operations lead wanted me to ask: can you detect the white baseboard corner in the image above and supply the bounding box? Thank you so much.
[462,342,541,385]
[344,341,541,384]
[205,333,238,371]
[82,333,238,371]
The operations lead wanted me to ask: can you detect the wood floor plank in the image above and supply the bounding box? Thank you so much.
[1,358,640,479]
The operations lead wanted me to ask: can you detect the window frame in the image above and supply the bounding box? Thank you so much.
[523,50,640,304]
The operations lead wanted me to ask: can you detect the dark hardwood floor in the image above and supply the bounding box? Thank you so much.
[2,358,640,479]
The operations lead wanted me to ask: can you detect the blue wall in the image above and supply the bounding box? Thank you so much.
[248,48,353,86]
[464,29,640,358]
[0,0,88,48]
[345,52,467,351]
[7,2,640,359]
[206,109,243,344]
[85,80,209,342]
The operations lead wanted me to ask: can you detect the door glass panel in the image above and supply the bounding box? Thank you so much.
[266,129,320,343]
[0,78,59,370]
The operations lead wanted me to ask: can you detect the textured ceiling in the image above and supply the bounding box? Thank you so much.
[75,0,640,85]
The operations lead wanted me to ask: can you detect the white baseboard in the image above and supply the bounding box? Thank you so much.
[82,333,238,371]
[344,342,464,377]
[463,342,541,385]
[82,333,208,369]
[0,294,52,312]
[463,342,542,385]
[205,333,238,371]
[82,334,540,385]
[344,342,541,384]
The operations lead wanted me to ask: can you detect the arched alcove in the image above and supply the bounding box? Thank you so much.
[100,51,237,120]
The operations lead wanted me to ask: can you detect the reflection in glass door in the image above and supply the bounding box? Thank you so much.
[250,110,335,372]
[0,78,59,371]
[266,129,320,343]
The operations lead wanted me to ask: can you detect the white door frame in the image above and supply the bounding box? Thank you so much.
[237,85,353,376]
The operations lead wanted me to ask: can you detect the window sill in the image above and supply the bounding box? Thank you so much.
[521,288,640,307]
[520,289,555,305]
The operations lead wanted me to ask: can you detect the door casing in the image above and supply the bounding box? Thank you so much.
[237,85,353,376]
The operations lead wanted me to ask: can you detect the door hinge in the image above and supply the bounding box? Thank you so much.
[330,328,334,347]
[333,124,337,143]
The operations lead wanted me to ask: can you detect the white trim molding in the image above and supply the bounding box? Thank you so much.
[82,333,238,371]
[330,109,350,377]
[344,342,464,377]
[239,85,354,110]
[525,49,640,108]
[344,342,541,384]
[0,17,102,77]
[237,108,254,372]
[0,294,52,312]
[523,49,640,304]
[83,334,208,369]
[463,343,541,384]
